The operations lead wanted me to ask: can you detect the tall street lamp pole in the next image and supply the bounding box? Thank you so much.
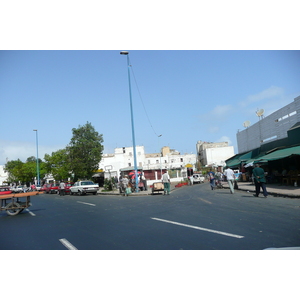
[120,51,139,193]
[33,129,40,186]
[158,134,162,178]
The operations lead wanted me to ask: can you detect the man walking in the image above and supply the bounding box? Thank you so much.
[252,164,268,198]
[59,181,66,196]
[224,167,235,194]
[162,170,171,195]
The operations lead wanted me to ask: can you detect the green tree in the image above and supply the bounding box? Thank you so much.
[4,159,24,183]
[44,149,71,181]
[68,122,103,181]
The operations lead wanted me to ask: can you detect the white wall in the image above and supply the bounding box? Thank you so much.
[205,146,235,166]
[0,165,8,185]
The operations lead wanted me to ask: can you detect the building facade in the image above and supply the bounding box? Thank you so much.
[98,146,197,181]
[237,95,300,153]
[196,141,235,167]
[0,165,8,185]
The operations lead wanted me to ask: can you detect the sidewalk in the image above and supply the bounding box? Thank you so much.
[222,181,300,198]
[98,182,178,196]
[98,181,300,198]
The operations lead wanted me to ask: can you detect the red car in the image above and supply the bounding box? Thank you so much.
[58,182,73,194]
[50,183,60,194]
[0,186,12,195]
[40,184,53,193]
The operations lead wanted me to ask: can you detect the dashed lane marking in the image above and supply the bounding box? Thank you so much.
[59,238,78,250]
[198,197,212,204]
[77,201,96,206]
[25,209,36,216]
[151,217,244,239]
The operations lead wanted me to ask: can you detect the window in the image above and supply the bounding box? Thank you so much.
[180,158,183,162]
[128,163,131,166]
[275,111,297,122]
[123,147,126,153]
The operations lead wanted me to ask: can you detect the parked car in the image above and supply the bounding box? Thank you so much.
[58,182,73,194]
[35,184,42,191]
[40,184,48,192]
[44,184,52,194]
[192,174,205,183]
[70,181,99,195]
[11,185,24,193]
[50,183,60,194]
[0,186,12,195]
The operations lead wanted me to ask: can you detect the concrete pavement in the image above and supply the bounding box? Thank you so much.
[98,181,300,198]
[222,181,300,198]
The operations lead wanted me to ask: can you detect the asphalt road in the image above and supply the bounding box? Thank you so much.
[1,183,300,250]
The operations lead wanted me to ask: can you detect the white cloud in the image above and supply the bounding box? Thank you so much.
[0,140,64,165]
[211,104,233,117]
[208,126,219,133]
[239,86,284,107]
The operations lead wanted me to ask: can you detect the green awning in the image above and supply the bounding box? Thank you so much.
[254,145,300,163]
[225,153,246,168]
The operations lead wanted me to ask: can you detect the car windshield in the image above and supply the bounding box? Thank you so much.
[81,181,94,185]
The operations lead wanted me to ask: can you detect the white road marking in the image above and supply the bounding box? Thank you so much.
[59,238,78,250]
[151,217,244,239]
[198,197,212,204]
[77,201,96,206]
[25,209,36,216]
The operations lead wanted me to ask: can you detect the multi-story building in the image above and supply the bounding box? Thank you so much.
[196,141,235,167]
[226,95,300,172]
[98,146,197,182]
[237,95,300,153]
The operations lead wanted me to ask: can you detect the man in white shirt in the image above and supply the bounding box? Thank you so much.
[224,167,235,194]
[162,170,171,195]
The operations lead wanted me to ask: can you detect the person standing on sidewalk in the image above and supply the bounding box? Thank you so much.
[162,170,171,195]
[252,164,268,198]
[224,167,235,194]
[208,169,215,190]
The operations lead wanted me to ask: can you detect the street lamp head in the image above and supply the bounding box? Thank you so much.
[120,51,129,55]
[158,134,162,137]
[33,129,37,131]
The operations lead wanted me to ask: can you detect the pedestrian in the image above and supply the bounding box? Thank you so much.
[121,175,130,196]
[162,170,171,195]
[207,169,215,190]
[59,181,66,196]
[141,173,147,191]
[224,167,235,193]
[189,175,194,185]
[252,164,268,198]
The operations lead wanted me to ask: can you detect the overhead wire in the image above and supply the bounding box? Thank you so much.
[128,58,161,138]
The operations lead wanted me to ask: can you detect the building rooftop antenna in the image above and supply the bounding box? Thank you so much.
[243,120,251,128]
[256,108,264,119]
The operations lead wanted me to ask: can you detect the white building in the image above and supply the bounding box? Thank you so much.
[196,141,235,167]
[0,165,8,185]
[98,146,197,183]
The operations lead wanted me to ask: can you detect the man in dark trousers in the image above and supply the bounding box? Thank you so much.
[252,164,268,198]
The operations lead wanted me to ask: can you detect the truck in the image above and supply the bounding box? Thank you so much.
[70,181,99,196]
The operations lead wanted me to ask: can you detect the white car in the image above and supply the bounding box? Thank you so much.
[70,180,99,195]
[11,185,24,193]
[191,174,205,183]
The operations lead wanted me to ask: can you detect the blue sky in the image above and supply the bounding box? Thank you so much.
[1,1,300,166]
[1,50,299,165]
